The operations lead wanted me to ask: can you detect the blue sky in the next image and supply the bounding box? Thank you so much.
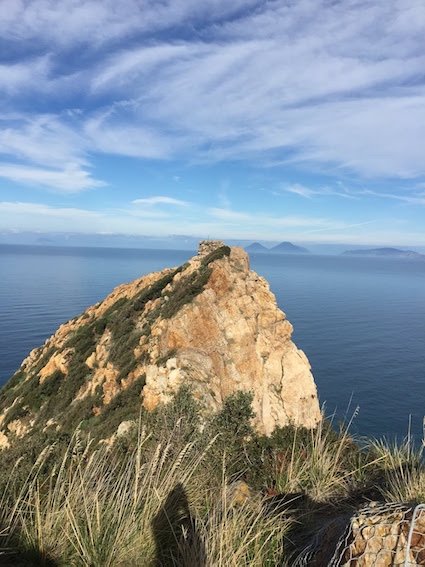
[1,0,425,247]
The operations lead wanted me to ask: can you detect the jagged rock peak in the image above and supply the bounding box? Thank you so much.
[0,243,321,447]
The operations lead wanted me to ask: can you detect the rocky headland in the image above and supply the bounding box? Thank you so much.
[0,241,424,566]
[0,240,320,449]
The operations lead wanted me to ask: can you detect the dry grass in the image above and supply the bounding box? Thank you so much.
[0,426,290,566]
[0,427,216,565]
[177,464,290,567]
[371,431,425,504]
[1,407,425,565]
[271,410,375,502]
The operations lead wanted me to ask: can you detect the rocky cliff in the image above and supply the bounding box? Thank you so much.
[0,241,321,448]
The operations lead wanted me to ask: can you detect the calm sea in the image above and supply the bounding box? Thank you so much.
[0,244,424,440]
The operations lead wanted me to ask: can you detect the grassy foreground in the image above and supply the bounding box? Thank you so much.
[0,390,424,566]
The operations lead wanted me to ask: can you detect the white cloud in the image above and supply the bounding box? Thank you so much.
[2,0,425,185]
[0,201,103,232]
[207,207,359,231]
[0,56,51,94]
[0,0,259,47]
[361,189,425,205]
[1,201,423,246]
[77,0,425,179]
[285,184,316,199]
[0,115,106,192]
[0,201,171,233]
[84,113,173,159]
[0,164,105,192]
[0,115,87,168]
[91,44,193,93]
[284,184,356,199]
[0,201,97,216]
[132,196,190,207]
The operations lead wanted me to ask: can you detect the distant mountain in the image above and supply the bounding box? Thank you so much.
[270,241,310,254]
[245,242,269,253]
[342,247,424,259]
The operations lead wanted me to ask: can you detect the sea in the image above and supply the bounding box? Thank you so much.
[0,244,424,441]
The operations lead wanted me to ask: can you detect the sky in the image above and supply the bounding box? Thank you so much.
[1,0,425,248]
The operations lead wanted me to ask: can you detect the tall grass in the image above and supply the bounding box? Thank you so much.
[271,409,380,502]
[0,427,216,565]
[177,462,290,567]
[370,428,425,503]
[0,425,290,566]
[1,399,425,565]
[204,495,288,565]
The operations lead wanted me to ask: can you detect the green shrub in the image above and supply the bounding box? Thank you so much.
[202,392,256,481]
[200,244,231,266]
[160,247,230,321]
[147,385,202,444]
[88,376,146,440]
[1,369,26,392]
[161,267,211,319]
[104,270,181,379]
[65,324,96,359]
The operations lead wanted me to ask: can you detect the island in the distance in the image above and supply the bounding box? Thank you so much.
[342,247,424,259]
[245,242,269,253]
[246,241,310,254]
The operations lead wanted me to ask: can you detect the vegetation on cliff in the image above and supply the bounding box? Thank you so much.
[0,242,320,458]
[0,388,425,565]
[0,245,235,448]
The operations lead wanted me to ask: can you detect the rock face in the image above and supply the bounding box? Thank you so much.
[0,241,321,447]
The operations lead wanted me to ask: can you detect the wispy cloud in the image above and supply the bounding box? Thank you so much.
[0,115,105,192]
[84,112,173,159]
[0,1,257,47]
[1,201,422,245]
[1,0,425,245]
[0,201,173,233]
[1,0,425,181]
[283,182,425,206]
[0,56,51,94]
[360,188,425,205]
[303,220,377,235]
[207,207,364,232]
[132,196,190,207]
[284,184,356,199]
[0,115,86,168]
[0,163,105,192]
[0,201,101,219]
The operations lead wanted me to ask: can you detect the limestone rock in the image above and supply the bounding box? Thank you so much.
[226,480,253,507]
[142,245,320,433]
[39,348,72,381]
[0,431,10,449]
[0,241,321,445]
